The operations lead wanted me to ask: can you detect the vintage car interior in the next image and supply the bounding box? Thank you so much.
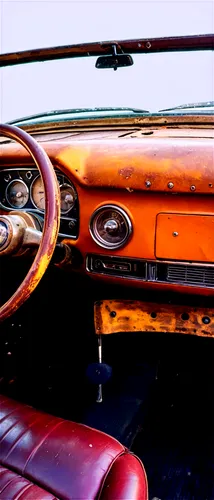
[0,34,214,499]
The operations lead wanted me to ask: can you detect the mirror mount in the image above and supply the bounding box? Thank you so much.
[95,44,133,71]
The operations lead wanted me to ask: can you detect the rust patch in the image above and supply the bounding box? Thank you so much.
[1,135,214,195]
[119,167,134,179]
[94,300,214,338]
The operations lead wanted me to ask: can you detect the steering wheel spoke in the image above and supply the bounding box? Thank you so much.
[22,227,42,247]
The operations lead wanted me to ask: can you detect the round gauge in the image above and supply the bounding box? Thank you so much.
[6,179,29,208]
[31,176,45,211]
[90,205,132,249]
[60,184,76,214]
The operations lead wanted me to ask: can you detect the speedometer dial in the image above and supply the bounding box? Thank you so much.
[6,179,29,208]
[31,176,45,211]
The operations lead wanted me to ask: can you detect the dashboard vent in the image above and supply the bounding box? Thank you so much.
[166,264,214,287]
[87,255,214,289]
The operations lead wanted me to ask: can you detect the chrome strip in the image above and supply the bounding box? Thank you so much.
[86,254,214,289]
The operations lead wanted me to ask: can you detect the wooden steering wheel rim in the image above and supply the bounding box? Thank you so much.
[0,124,60,322]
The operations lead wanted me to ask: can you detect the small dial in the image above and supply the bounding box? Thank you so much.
[90,205,132,249]
[6,179,29,208]
[31,176,45,211]
[60,184,76,214]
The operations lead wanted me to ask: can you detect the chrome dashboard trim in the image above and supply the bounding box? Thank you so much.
[5,178,29,209]
[86,254,214,289]
[59,183,77,215]
[89,204,132,249]
[0,167,78,239]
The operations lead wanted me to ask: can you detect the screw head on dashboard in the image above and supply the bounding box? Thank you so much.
[168,182,174,189]
[190,185,196,191]
[172,231,179,237]
[202,316,211,324]
[145,180,151,188]
[68,220,76,229]
[4,174,11,182]
[26,171,33,180]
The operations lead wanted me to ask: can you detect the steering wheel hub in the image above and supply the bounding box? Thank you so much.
[0,212,41,255]
[0,220,9,248]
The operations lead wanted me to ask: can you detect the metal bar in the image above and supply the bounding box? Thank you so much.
[96,335,103,403]
[94,300,214,338]
[1,34,213,67]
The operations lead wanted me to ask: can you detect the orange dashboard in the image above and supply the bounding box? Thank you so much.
[1,128,214,296]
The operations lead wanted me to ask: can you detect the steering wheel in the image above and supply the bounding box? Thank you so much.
[0,124,60,322]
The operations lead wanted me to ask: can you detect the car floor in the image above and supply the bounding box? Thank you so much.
[81,331,214,500]
[131,334,214,500]
[0,261,213,499]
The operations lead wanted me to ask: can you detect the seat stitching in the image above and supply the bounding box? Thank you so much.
[0,411,38,449]
[0,471,22,495]
[0,467,59,500]
[3,414,43,461]
[0,469,9,476]
[128,452,149,500]
[97,451,149,500]
[0,420,20,444]
[17,483,57,500]
[96,450,126,500]
[22,420,64,474]
[0,406,21,423]
[96,449,149,500]
[13,482,33,500]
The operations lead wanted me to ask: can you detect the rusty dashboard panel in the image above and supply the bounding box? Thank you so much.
[1,135,214,194]
[94,300,214,338]
[1,129,214,297]
[156,214,214,262]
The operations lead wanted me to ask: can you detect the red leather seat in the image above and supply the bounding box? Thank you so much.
[0,395,148,499]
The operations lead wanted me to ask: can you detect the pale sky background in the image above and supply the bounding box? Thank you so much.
[0,0,214,121]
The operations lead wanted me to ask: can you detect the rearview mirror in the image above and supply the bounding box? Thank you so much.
[95,54,133,71]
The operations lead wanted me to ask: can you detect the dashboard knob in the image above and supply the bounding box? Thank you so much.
[104,219,119,234]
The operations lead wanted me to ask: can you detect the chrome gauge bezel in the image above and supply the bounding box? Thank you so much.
[59,183,77,214]
[89,204,132,249]
[5,179,29,209]
[0,167,79,240]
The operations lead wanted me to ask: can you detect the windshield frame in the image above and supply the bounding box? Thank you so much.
[1,34,214,127]
[0,34,213,67]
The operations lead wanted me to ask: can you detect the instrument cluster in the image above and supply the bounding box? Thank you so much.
[0,167,79,239]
